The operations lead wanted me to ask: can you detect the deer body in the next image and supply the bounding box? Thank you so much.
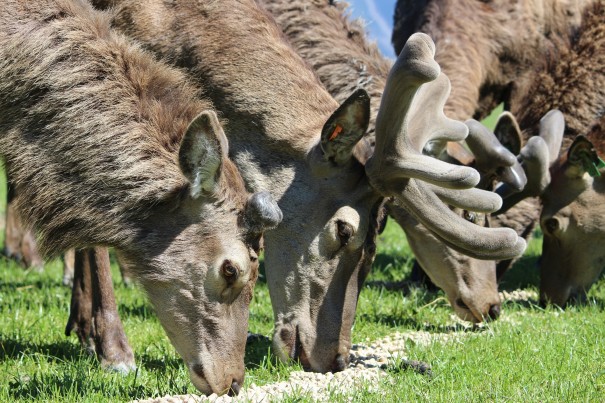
[393,0,592,121]
[510,3,605,305]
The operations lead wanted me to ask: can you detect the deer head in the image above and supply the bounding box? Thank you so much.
[114,111,282,395]
[539,120,605,306]
[389,111,527,322]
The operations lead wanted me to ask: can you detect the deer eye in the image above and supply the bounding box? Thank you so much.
[221,260,239,284]
[463,211,476,223]
[542,217,560,235]
[336,220,354,247]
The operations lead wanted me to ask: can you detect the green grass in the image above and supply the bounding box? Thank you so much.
[2,216,605,402]
[2,128,605,401]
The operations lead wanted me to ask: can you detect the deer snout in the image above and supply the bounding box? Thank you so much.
[228,378,243,396]
[188,362,243,396]
[487,303,501,320]
[188,363,213,395]
[331,353,349,372]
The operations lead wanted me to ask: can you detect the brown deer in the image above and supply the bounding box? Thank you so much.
[0,0,282,395]
[393,0,601,286]
[90,0,525,373]
[495,2,605,306]
[394,0,598,276]
[258,0,528,322]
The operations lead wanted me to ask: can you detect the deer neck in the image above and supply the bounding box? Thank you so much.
[111,0,338,196]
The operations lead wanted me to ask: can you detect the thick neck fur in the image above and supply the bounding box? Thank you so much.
[513,1,605,154]
[393,0,591,120]
[107,0,337,161]
[0,0,226,253]
[258,0,392,159]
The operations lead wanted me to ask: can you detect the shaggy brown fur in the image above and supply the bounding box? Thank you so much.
[0,0,278,395]
[393,0,592,121]
[513,2,605,153]
[0,0,246,255]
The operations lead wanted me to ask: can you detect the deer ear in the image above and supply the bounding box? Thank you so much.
[494,112,522,155]
[320,89,370,165]
[566,135,605,178]
[179,111,228,198]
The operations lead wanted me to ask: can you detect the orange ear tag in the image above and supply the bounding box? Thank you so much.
[329,125,343,141]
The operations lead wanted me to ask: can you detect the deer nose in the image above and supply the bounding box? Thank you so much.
[331,353,349,373]
[228,380,241,396]
[488,303,501,320]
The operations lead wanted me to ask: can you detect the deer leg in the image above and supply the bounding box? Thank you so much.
[65,249,96,355]
[116,252,133,287]
[88,247,136,372]
[4,182,44,270]
[410,260,438,291]
[62,249,76,287]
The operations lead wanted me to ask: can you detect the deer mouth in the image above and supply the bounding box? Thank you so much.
[291,326,312,371]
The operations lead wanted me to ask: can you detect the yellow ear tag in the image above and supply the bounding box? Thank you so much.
[329,125,343,141]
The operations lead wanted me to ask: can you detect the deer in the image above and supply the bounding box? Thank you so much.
[494,2,605,306]
[392,0,596,277]
[0,0,283,395]
[257,0,529,322]
[394,0,605,299]
[90,0,525,374]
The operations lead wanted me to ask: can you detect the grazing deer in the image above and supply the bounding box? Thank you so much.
[258,0,528,322]
[394,0,602,286]
[495,2,605,306]
[0,0,282,395]
[91,0,524,373]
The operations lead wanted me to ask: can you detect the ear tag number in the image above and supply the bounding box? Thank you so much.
[329,125,343,141]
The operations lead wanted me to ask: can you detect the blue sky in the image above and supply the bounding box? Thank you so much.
[345,0,397,58]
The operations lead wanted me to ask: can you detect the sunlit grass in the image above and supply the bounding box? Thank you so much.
[2,113,605,401]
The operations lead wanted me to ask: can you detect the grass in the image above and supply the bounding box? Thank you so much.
[2,215,605,402]
[2,110,605,401]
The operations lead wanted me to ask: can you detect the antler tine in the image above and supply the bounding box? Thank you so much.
[367,33,526,260]
[397,179,527,259]
[496,136,551,214]
[465,119,527,192]
[368,33,478,190]
[495,109,565,213]
[538,109,565,164]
